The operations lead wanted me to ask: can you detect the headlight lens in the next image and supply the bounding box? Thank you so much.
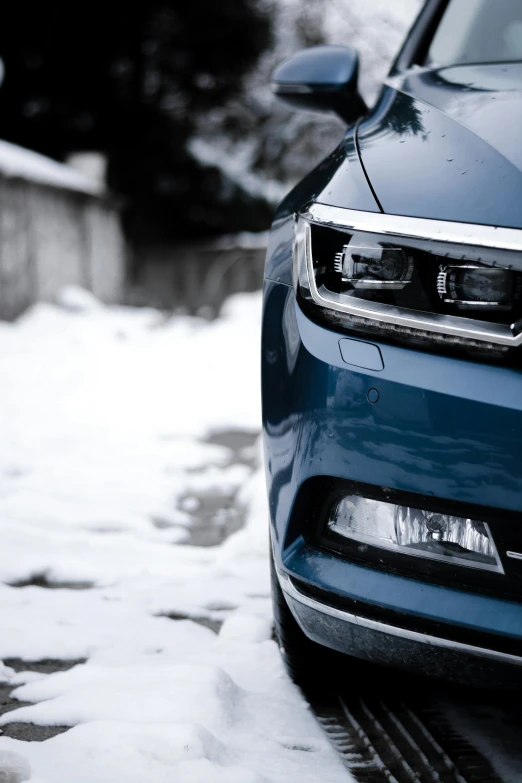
[334,245,413,289]
[437,265,519,310]
[294,207,522,360]
[328,495,503,573]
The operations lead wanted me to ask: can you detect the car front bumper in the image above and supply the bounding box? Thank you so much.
[277,567,522,685]
[262,279,522,677]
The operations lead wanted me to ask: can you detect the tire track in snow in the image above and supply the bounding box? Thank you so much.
[307,687,509,783]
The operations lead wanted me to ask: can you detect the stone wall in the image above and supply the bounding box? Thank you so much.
[0,175,126,320]
[127,239,267,315]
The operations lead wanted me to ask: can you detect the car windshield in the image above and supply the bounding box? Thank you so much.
[427,0,522,67]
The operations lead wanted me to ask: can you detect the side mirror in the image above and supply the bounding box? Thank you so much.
[271,45,367,125]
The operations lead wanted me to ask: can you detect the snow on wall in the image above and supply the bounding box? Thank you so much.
[0,139,103,195]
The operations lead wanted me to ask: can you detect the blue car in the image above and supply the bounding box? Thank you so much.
[263,0,522,687]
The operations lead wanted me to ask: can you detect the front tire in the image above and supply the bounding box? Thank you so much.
[270,550,340,688]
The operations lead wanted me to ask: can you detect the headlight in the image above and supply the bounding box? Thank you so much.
[294,204,522,360]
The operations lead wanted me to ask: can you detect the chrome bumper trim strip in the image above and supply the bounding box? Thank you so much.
[279,572,522,667]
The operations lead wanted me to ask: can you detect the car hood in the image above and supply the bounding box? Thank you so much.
[355,62,522,229]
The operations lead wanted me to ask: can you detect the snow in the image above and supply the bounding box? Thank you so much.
[65,153,107,189]
[0,140,103,196]
[0,751,30,783]
[0,289,348,783]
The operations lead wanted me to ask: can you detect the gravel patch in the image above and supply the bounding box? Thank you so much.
[0,660,84,742]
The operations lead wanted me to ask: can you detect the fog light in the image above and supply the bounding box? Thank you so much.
[328,496,503,573]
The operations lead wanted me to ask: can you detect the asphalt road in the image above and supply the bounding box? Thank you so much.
[308,665,522,783]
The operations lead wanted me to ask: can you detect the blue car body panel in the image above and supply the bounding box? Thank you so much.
[355,65,522,228]
[283,544,522,640]
[263,276,522,646]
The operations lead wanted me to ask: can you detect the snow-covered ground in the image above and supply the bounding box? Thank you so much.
[0,289,348,783]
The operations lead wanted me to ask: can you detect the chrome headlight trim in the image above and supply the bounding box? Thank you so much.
[305,203,522,254]
[298,204,522,348]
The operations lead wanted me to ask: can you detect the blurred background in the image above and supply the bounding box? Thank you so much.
[0,0,421,320]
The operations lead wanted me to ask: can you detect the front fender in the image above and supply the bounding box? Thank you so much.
[264,133,380,285]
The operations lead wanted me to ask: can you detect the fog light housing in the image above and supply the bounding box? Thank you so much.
[328,496,503,573]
